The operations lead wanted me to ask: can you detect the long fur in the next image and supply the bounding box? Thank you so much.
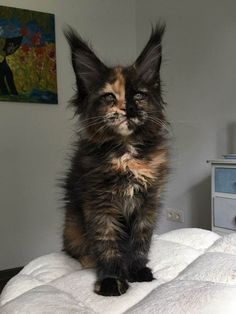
[62,24,169,296]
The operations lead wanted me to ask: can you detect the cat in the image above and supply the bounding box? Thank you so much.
[63,24,169,296]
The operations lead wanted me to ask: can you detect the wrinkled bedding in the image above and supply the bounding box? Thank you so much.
[1,228,236,314]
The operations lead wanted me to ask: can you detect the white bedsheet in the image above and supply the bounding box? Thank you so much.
[1,228,236,314]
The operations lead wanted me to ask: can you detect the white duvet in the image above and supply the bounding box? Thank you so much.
[1,228,236,314]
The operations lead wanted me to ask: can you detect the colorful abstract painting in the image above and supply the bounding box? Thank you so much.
[0,6,57,104]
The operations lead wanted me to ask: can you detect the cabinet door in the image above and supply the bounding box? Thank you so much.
[213,197,236,230]
[215,168,236,194]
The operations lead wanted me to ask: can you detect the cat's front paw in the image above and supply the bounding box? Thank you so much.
[94,277,129,296]
[128,266,154,282]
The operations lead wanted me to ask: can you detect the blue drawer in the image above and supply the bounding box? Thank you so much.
[215,168,236,194]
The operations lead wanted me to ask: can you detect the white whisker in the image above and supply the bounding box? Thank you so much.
[76,121,103,134]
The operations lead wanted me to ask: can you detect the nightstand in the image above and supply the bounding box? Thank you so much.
[207,159,236,235]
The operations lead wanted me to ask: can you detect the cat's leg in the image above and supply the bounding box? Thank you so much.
[128,232,154,282]
[63,207,96,267]
[128,207,157,282]
[86,211,129,296]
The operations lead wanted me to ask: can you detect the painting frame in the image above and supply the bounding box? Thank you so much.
[0,5,58,104]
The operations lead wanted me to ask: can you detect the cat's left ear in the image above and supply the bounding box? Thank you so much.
[135,24,165,85]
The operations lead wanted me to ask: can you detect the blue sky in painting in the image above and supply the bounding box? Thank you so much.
[0,14,55,46]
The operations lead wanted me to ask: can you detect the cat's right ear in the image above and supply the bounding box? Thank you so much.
[64,27,108,93]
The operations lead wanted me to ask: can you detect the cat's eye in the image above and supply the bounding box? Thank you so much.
[102,93,116,104]
[133,92,148,101]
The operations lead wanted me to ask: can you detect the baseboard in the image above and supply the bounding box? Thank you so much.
[0,267,23,293]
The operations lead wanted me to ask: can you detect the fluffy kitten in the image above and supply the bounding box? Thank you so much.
[63,24,169,296]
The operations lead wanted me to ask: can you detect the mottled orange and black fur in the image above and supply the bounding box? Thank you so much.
[63,24,169,296]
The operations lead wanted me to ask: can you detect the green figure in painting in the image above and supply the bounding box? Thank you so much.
[0,36,22,95]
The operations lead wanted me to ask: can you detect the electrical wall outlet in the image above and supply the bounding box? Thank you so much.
[166,209,184,223]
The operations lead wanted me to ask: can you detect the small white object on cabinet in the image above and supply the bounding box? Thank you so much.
[207,159,236,235]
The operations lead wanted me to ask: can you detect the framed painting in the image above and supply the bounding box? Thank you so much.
[0,6,58,104]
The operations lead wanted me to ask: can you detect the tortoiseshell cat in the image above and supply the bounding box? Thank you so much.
[63,24,169,296]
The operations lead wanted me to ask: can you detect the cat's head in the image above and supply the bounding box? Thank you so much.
[65,24,166,141]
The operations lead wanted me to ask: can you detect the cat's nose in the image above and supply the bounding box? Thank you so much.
[119,103,126,114]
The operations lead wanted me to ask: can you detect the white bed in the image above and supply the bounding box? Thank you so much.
[1,228,236,314]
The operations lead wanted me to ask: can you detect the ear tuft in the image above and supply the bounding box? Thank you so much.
[64,26,108,93]
[135,23,165,85]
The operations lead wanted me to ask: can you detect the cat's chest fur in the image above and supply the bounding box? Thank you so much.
[110,144,167,194]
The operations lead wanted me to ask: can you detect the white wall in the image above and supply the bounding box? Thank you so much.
[0,0,136,269]
[136,0,236,233]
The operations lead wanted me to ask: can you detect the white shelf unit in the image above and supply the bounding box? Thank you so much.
[207,159,236,236]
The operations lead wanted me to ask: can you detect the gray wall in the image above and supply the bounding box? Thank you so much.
[0,0,136,270]
[136,0,236,233]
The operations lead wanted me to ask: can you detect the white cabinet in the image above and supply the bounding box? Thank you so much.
[208,159,236,235]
